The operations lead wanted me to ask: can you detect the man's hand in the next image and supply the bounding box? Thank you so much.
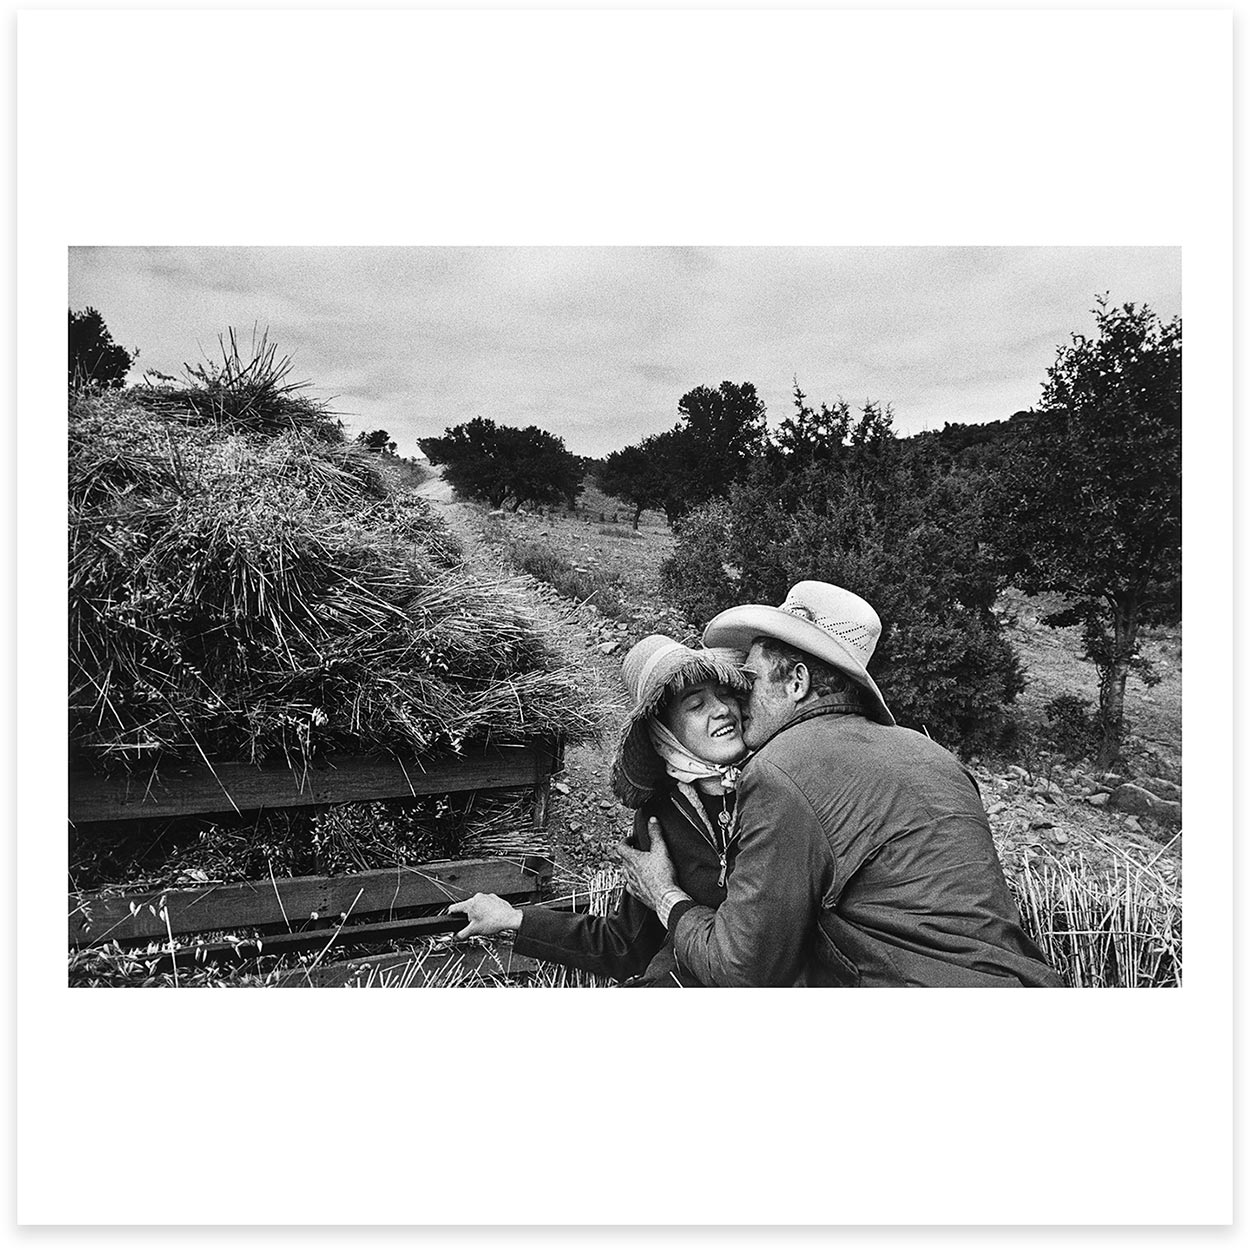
[446,892,523,939]
[613,818,688,921]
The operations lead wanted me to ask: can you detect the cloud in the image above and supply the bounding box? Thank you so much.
[69,245,1180,456]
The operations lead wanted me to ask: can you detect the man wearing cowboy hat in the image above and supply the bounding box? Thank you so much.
[615,580,1061,987]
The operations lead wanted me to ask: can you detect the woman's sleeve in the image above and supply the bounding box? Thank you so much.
[512,811,667,981]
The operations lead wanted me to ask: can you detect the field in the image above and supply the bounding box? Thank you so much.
[72,456,1179,989]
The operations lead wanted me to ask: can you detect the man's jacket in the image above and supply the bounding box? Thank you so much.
[666,708,1062,987]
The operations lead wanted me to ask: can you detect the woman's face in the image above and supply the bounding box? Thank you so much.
[660,679,747,765]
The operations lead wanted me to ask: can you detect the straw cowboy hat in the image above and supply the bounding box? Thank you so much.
[702,580,895,726]
[609,634,750,808]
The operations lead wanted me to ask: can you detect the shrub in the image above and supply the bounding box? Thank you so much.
[138,326,342,440]
[658,501,737,627]
[507,539,629,619]
[1041,694,1100,761]
[658,393,1024,756]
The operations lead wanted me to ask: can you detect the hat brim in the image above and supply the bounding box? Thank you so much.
[610,649,750,807]
[702,604,895,726]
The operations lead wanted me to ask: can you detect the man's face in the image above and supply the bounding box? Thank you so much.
[740,640,798,751]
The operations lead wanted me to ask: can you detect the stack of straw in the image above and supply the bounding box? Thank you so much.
[69,360,602,780]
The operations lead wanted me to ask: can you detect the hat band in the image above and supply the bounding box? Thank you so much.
[779,600,875,658]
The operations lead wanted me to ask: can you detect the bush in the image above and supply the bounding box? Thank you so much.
[658,501,737,627]
[657,394,1024,756]
[1041,694,1100,761]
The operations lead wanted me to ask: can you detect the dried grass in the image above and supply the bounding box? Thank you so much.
[1010,852,1181,987]
[70,379,603,777]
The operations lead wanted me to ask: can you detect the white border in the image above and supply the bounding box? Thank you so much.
[15,8,1233,1229]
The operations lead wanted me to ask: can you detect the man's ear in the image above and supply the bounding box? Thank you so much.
[789,662,812,702]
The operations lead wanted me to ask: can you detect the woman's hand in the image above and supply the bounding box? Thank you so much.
[446,893,524,939]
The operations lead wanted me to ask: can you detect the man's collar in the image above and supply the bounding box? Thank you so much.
[752,701,864,754]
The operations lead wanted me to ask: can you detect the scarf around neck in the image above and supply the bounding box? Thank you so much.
[647,719,741,792]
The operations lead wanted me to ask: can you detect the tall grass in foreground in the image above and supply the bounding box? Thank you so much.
[1010,852,1181,988]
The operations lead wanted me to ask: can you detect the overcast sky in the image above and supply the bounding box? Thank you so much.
[69,246,1180,459]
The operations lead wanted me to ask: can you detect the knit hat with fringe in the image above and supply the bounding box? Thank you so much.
[609,634,749,808]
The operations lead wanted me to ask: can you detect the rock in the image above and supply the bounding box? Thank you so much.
[1124,815,1144,833]
[1051,830,1069,845]
[567,820,582,833]
[598,800,614,811]
[616,622,629,632]
[1098,772,1126,789]
[1086,792,1110,807]
[1007,765,1032,782]
[1029,817,1054,831]
[1142,776,1182,803]
[986,801,1008,817]
[552,781,571,795]
[598,641,620,656]
[1112,782,1182,826]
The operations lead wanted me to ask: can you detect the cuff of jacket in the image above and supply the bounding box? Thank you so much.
[666,897,699,938]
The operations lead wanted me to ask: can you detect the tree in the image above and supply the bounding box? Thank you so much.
[597,435,672,528]
[69,307,135,389]
[503,425,584,512]
[421,417,511,506]
[420,417,583,511]
[669,380,767,518]
[996,298,1181,767]
[356,429,397,454]
[596,381,767,529]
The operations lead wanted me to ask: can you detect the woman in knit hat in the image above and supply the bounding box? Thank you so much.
[446,635,750,986]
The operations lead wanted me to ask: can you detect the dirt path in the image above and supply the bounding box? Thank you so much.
[415,469,636,876]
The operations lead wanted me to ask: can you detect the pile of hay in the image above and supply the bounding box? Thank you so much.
[69,359,602,779]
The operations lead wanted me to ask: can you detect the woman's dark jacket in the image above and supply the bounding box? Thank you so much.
[513,784,734,986]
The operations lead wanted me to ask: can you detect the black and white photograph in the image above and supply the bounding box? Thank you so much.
[15,7,1233,1230]
[66,246,1182,992]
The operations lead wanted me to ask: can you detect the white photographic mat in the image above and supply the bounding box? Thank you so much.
[16,8,1232,1230]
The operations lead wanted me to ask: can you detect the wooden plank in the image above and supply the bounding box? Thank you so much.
[530,736,566,830]
[69,739,560,824]
[139,913,486,974]
[271,946,545,988]
[69,855,553,946]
